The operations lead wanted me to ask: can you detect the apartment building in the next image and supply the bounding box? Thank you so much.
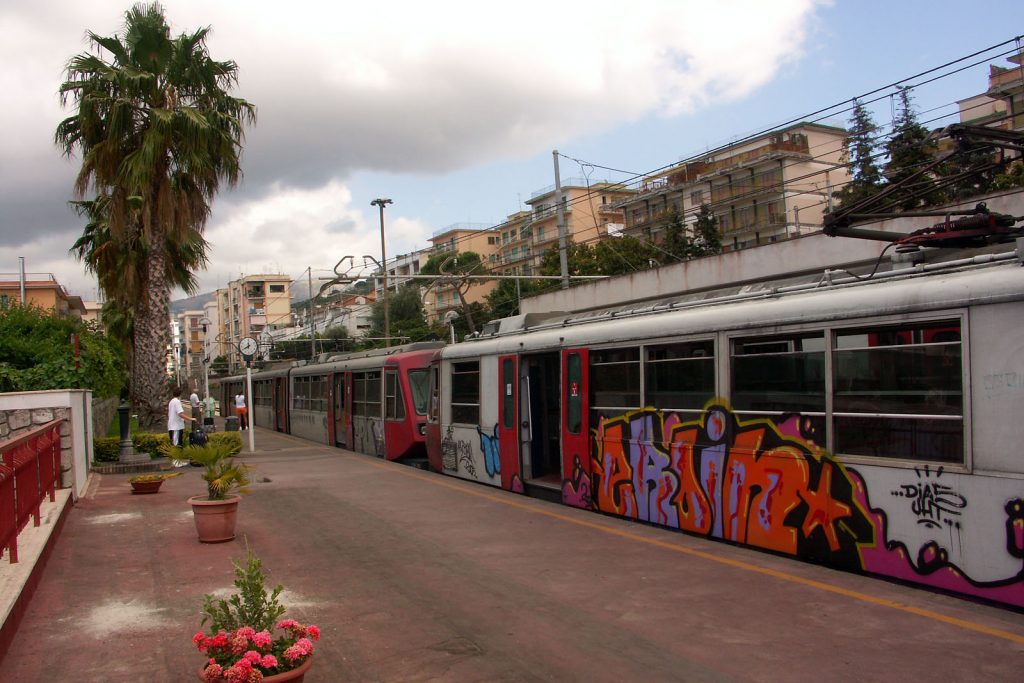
[986,49,1024,131]
[427,223,498,323]
[218,274,292,370]
[176,309,206,391]
[0,272,87,319]
[518,180,633,272]
[619,123,849,251]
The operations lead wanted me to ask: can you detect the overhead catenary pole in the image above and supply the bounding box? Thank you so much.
[308,267,315,359]
[371,198,393,347]
[245,362,255,453]
[18,256,25,304]
[553,151,569,289]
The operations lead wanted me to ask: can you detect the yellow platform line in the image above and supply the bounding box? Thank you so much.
[369,459,1024,646]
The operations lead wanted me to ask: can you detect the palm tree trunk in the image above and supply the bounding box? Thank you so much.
[131,243,172,430]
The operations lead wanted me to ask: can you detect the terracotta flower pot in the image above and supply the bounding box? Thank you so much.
[189,495,241,543]
[199,654,313,682]
[131,480,164,494]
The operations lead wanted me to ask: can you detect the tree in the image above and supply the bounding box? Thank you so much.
[0,304,124,397]
[593,235,658,275]
[421,251,488,335]
[367,283,433,346]
[833,98,884,209]
[56,3,256,428]
[485,278,545,320]
[538,241,599,278]
[883,87,942,210]
[690,204,723,257]
[659,209,692,264]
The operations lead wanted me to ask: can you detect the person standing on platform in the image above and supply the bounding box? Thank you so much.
[168,387,196,466]
[235,391,248,430]
[203,394,216,429]
[189,389,201,425]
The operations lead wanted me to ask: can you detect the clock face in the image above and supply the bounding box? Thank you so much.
[239,337,258,356]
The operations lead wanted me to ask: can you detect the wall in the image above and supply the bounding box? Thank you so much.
[0,390,93,500]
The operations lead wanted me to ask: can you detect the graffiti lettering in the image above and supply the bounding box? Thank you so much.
[592,404,874,567]
[440,425,473,475]
[891,466,966,529]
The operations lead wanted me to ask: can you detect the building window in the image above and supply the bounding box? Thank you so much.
[269,284,285,293]
[690,190,704,205]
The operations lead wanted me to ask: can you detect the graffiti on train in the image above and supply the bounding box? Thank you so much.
[440,425,473,474]
[590,403,874,566]
[890,466,966,530]
[477,425,501,478]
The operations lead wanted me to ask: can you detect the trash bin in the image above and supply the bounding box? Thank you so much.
[225,415,239,431]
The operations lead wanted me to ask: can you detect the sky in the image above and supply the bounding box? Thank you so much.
[1,0,1023,302]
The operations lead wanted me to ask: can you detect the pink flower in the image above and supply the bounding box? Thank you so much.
[236,626,256,640]
[276,618,299,630]
[243,650,263,664]
[200,663,223,683]
[231,634,249,654]
[252,630,272,648]
[260,654,278,669]
[306,625,321,641]
[283,645,304,662]
[193,632,207,650]
[295,637,314,655]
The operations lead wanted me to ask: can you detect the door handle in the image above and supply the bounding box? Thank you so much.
[521,421,529,428]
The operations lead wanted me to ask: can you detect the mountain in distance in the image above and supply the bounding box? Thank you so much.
[169,291,216,316]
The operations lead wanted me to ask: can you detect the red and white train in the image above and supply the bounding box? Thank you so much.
[214,249,1024,609]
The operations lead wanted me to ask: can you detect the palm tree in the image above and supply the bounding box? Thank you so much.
[56,3,255,427]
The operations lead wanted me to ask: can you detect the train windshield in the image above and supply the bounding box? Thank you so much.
[408,369,430,415]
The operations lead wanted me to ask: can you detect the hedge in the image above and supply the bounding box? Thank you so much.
[93,430,242,462]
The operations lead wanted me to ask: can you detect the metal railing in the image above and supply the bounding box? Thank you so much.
[0,419,63,564]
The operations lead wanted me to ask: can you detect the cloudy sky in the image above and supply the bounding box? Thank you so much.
[2,0,1023,300]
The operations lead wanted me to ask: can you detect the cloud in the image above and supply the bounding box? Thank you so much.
[0,0,825,295]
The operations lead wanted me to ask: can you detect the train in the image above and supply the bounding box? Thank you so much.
[212,247,1024,610]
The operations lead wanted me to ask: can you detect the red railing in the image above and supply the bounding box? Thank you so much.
[0,419,63,564]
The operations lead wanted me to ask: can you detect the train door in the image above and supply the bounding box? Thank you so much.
[497,355,522,491]
[274,377,288,432]
[520,352,561,493]
[333,372,348,448]
[561,348,590,508]
[425,359,442,472]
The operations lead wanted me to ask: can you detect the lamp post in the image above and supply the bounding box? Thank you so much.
[370,198,392,347]
[199,317,213,398]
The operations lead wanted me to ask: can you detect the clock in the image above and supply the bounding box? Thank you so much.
[239,336,259,357]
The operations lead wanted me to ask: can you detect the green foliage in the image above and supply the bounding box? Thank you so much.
[201,544,287,633]
[883,87,942,210]
[593,235,658,275]
[93,436,120,462]
[208,431,243,455]
[210,355,229,375]
[690,204,723,257]
[0,304,124,397]
[660,209,692,264]
[485,278,546,320]
[169,441,249,500]
[133,432,171,458]
[991,160,1024,191]
[833,98,884,209]
[366,282,433,345]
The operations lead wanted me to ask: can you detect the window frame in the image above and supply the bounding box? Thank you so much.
[450,360,480,425]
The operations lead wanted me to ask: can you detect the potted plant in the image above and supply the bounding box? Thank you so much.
[193,546,321,682]
[129,471,182,494]
[171,442,250,543]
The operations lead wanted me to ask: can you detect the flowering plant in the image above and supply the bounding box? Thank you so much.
[194,545,321,682]
[194,619,320,682]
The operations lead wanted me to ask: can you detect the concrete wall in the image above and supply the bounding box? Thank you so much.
[0,390,93,500]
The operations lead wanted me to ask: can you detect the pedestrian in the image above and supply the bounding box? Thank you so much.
[168,386,196,466]
[203,394,217,430]
[235,391,248,430]
[189,388,201,423]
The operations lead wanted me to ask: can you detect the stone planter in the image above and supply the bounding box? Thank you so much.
[130,479,164,495]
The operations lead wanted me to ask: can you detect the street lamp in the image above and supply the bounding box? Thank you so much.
[199,317,213,399]
[370,198,392,348]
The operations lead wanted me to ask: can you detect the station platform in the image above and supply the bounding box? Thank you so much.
[0,426,1021,681]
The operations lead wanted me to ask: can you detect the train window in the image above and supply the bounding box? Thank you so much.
[292,377,308,411]
[731,333,825,413]
[589,347,640,412]
[645,340,714,411]
[451,361,480,424]
[385,371,406,421]
[427,366,440,422]
[566,353,583,434]
[408,370,430,416]
[833,320,963,463]
[352,371,382,418]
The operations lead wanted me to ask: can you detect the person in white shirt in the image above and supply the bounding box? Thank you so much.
[235,392,248,430]
[189,390,201,423]
[167,387,196,462]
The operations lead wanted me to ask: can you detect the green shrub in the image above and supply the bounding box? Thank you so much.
[93,436,120,462]
[208,431,242,455]
[133,432,171,459]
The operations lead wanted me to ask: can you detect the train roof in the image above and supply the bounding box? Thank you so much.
[291,341,443,376]
[444,248,1024,358]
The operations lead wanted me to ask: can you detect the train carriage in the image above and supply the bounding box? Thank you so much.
[427,251,1024,608]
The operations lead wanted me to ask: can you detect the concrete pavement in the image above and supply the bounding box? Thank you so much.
[0,426,1022,681]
